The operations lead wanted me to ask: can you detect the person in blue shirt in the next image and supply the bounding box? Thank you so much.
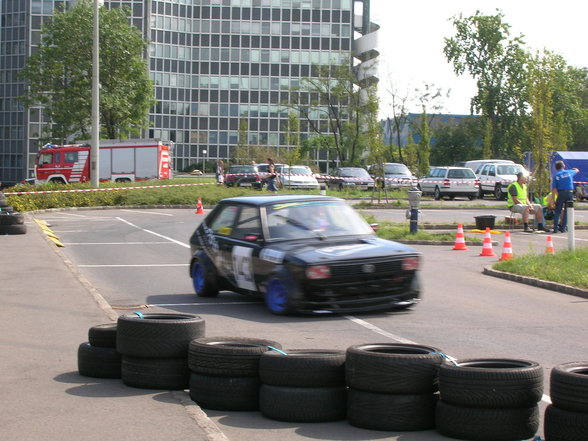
[551,160,579,233]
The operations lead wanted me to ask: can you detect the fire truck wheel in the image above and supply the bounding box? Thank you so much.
[116,313,205,359]
[0,224,27,235]
[0,213,24,225]
[77,342,121,379]
[88,323,118,348]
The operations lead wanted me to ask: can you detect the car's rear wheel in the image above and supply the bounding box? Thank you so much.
[468,195,476,201]
[338,184,344,191]
[191,259,219,297]
[265,278,293,315]
[434,187,442,200]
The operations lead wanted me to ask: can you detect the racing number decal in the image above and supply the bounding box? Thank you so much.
[232,246,256,291]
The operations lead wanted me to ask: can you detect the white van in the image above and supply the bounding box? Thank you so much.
[462,159,514,174]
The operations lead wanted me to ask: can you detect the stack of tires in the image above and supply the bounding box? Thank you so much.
[345,343,445,431]
[188,337,281,411]
[0,192,26,235]
[259,349,347,423]
[116,313,205,390]
[544,362,588,440]
[77,323,121,379]
[436,358,543,441]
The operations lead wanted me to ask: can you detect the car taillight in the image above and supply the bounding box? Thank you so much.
[306,265,331,279]
[402,256,419,271]
[474,179,480,188]
[256,175,261,182]
[443,179,450,186]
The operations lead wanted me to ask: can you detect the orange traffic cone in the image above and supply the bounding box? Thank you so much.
[499,231,513,261]
[195,197,205,215]
[452,224,468,251]
[545,235,555,254]
[479,227,496,257]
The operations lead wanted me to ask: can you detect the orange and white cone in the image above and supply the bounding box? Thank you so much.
[195,197,205,215]
[499,231,513,261]
[452,224,468,251]
[545,235,555,254]
[479,227,496,257]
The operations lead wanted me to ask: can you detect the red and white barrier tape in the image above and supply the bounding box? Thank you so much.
[3,182,216,196]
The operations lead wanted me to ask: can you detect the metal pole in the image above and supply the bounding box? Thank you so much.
[90,0,100,188]
[567,200,575,251]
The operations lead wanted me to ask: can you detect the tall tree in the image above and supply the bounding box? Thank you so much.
[444,11,529,159]
[20,0,154,141]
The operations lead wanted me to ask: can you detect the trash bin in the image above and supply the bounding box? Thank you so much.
[474,215,496,230]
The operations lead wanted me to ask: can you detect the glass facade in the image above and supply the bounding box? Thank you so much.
[0,0,375,185]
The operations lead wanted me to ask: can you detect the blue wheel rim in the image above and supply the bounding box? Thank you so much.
[192,262,205,294]
[266,279,288,313]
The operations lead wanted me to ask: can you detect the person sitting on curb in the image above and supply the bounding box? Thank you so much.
[507,172,549,233]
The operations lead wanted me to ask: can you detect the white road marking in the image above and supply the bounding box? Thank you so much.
[117,217,189,248]
[64,242,174,245]
[120,209,174,216]
[79,264,188,268]
[147,301,263,307]
[344,314,552,403]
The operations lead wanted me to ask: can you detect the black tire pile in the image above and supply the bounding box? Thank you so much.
[544,362,588,440]
[188,337,281,411]
[0,191,26,235]
[345,343,444,431]
[78,323,121,378]
[436,359,543,441]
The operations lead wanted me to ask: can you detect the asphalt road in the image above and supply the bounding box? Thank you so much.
[34,206,588,441]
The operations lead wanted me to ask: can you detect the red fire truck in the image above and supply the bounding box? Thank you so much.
[35,139,172,184]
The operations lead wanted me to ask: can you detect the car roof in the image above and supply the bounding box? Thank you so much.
[221,195,342,206]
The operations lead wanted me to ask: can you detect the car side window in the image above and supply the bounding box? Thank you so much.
[488,166,496,177]
[231,206,262,240]
[209,205,239,236]
[480,165,488,176]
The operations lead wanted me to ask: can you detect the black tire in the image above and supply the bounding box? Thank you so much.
[0,224,26,235]
[88,323,117,348]
[478,188,484,199]
[77,342,121,379]
[189,372,260,411]
[188,337,282,377]
[338,183,343,191]
[438,358,543,409]
[122,356,190,390]
[434,186,442,200]
[0,212,24,225]
[117,313,205,359]
[346,343,444,394]
[190,255,219,297]
[550,362,588,412]
[495,185,505,200]
[435,401,540,441]
[259,384,346,423]
[259,349,345,387]
[544,404,588,441]
[347,388,437,431]
[0,205,15,213]
[468,194,476,200]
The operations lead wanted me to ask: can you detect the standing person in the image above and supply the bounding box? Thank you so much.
[552,161,579,233]
[266,157,278,194]
[215,160,224,185]
[507,172,548,233]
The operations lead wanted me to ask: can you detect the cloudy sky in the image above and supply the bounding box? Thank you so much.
[369,0,587,116]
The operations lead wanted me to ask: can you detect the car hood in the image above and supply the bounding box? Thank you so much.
[266,237,418,265]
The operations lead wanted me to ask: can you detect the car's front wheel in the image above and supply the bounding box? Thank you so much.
[191,258,219,297]
[434,187,442,200]
[495,185,505,200]
[265,278,294,315]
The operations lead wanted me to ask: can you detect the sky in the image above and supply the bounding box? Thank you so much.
[369,0,588,116]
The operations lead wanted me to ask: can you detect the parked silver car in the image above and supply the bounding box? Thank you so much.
[280,165,320,190]
[418,167,479,200]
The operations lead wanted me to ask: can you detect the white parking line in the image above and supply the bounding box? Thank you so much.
[120,209,174,216]
[79,264,188,268]
[64,242,174,245]
[117,217,190,248]
[147,301,263,307]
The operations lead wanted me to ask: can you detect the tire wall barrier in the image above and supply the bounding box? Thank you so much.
[0,191,26,235]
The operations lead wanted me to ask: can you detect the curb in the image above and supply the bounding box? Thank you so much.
[483,265,588,300]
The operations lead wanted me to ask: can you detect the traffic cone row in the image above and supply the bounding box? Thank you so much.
[452,224,468,251]
[195,197,205,215]
[479,227,496,257]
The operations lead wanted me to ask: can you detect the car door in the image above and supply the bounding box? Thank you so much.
[478,164,490,192]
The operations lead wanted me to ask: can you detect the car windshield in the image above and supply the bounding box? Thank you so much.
[284,166,312,176]
[266,200,373,240]
[340,168,370,178]
[447,169,476,179]
[230,165,256,173]
[497,164,524,175]
[384,164,411,175]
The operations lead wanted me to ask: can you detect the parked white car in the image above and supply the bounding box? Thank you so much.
[418,167,479,200]
[280,165,320,190]
[476,162,529,200]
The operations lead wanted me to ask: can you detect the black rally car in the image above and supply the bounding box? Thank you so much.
[189,195,421,314]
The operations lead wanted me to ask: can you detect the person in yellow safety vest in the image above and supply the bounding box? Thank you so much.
[507,172,549,233]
